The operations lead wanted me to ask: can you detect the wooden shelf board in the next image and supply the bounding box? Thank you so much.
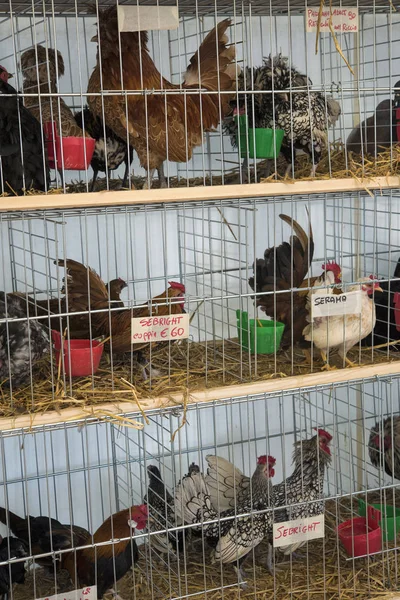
[1,359,399,433]
[1,176,399,213]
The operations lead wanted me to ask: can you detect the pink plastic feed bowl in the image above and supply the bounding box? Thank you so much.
[51,330,103,377]
[44,122,95,170]
[337,506,382,557]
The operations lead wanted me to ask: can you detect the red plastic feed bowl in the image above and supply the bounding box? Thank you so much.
[337,508,382,557]
[51,330,103,377]
[44,122,95,170]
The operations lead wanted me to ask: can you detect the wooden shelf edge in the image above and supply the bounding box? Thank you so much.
[1,176,399,213]
[1,360,399,433]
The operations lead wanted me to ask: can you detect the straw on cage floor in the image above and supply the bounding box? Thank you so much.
[12,499,400,600]
[1,144,399,196]
[1,339,400,420]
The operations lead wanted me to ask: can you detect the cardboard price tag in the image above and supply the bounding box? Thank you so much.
[36,586,97,600]
[311,290,362,319]
[131,313,189,344]
[118,5,179,32]
[273,515,324,548]
[306,7,359,32]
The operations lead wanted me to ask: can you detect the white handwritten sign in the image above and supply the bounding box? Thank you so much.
[311,290,362,319]
[131,313,189,344]
[273,514,324,548]
[118,5,179,32]
[306,7,359,32]
[37,586,97,600]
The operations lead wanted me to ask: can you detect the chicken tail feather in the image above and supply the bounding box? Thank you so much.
[0,507,27,537]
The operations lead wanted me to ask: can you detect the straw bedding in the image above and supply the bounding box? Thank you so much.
[12,497,400,600]
[1,339,399,420]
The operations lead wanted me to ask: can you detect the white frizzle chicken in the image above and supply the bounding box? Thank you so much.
[303,275,382,370]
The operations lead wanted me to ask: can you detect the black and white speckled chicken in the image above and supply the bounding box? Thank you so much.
[369,416,400,480]
[0,292,49,388]
[0,65,49,195]
[205,454,275,513]
[261,55,341,176]
[273,428,332,555]
[74,107,133,191]
[0,536,27,599]
[144,464,189,557]
[175,456,276,584]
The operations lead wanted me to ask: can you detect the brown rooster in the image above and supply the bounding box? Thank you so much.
[56,258,185,355]
[20,45,87,138]
[61,505,148,600]
[248,214,341,353]
[369,416,400,480]
[10,278,127,338]
[87,8,237,188]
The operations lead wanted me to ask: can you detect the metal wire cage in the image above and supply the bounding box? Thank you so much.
[0,0,398,193]
[0,377,398,599]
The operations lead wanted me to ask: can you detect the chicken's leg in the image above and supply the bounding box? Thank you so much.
[344,356,358,368]
[320,350,336,371]
[240,158,249,183]
[143,169,156,189]
[90,168,99,192]
[157,164,168,188]
[233,556,248,587]
[298,348,312,366]
[108,589,124,600]
[121,159,130,188]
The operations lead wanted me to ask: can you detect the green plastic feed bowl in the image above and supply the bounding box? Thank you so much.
[235,115,284,159]
[358,498,400,542]
[237,317,285,355]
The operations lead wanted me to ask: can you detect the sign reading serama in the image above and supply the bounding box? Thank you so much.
[273,515,325,548]
[131,313,189,344]
[311,290,363,319]
[306,7,359,32]
[37,586,97,600]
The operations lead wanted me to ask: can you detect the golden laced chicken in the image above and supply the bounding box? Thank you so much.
[174,456,276,584]
[303,275,383,369]
[369,416,400,480]
[248,213,341,359]
[20,45,87,138]
[87,7,238,188]
[56,259,185,377]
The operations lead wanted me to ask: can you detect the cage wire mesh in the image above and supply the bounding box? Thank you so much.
[0,0,399,192]
[0,377,398,598]
[1,191,400,410]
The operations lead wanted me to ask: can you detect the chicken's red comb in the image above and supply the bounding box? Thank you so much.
[136,503,148,517]
[314,427,333,441]
[257,455,267,464]
[168,281,185,292]
[268,455,276,465]
[369,274,378,281]
[322,260,340,272]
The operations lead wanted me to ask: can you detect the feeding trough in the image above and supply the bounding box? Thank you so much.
[52,330,103,377]
[44,122,95,170]
[236,310,285,355]
[358,498,400,542]
[235,114,284,159]
[337,505,382,557]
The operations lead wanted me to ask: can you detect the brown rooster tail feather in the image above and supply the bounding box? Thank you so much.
[0,507,26,535]
[183,19,238,101]
[279,212,314,277]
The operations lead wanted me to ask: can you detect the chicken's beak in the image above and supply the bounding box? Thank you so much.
[90,35,98,43]
[375,286,383,293]
[278,92,289,102]
[7,73,13,79]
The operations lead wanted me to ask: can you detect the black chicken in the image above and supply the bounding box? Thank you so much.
[369,416,400,480]
[74,107,133,191]
[0,65,49,195]
[362,257,400,349]
[0,292,49,388]
[346,81,400,156]
[0,506,90,570]
[0,536,27,599]
[144,465,188,557]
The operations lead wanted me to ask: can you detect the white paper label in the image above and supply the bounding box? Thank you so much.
[273,514,324,548]
[36,587,97,600]
[131,313,189,344]
[306,7,359,32]
[118,5,179,32]
[311,290,362,318]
